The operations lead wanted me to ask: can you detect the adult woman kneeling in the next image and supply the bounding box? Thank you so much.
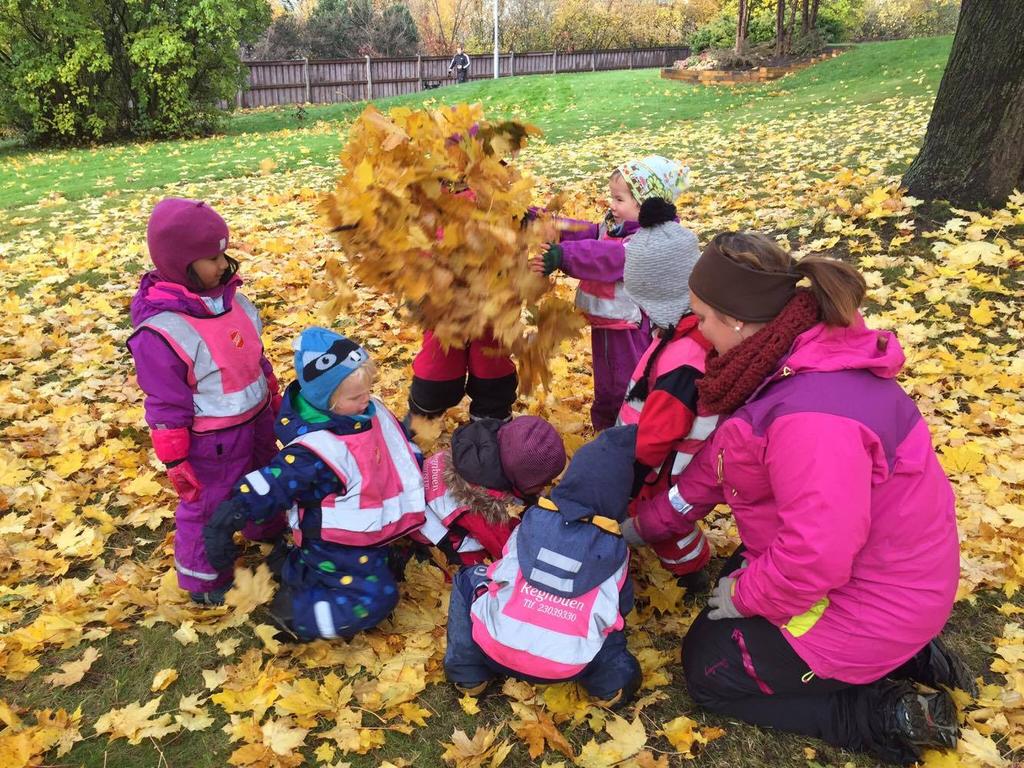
[626,232,974,766]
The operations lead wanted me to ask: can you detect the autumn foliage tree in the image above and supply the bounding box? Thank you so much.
[0,0,272,143]
[902,0,1024,208]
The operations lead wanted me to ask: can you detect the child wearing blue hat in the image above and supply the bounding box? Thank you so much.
[203,327,426,640]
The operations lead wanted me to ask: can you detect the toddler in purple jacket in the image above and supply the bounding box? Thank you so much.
[530,156,688,430]
[127,198,285,604]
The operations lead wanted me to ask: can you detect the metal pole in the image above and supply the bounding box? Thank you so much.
[493,0,499,78]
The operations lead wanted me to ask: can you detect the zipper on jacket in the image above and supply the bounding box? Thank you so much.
[716,450,724,484]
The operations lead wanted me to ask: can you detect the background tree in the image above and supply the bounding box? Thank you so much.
[902,0,1024,208]
[0,0,271,143]
[248,12,307,59]
[406,0,474,54]
[736,0,751,52]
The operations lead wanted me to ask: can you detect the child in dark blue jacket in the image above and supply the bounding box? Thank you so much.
[203,328,425,640]
[444,425,641,707]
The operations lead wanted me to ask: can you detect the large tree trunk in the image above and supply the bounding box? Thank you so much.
[902,0,1024,208]
[735,0,750,54]
[774,0,784,57]
[801,0,810,35]
[810,0,819,28]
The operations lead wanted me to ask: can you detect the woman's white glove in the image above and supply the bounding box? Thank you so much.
[707,577,743,620]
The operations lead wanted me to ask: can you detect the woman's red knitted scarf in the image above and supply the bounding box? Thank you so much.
[697,290,821,416]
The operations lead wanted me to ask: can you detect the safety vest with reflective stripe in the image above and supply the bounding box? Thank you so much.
[469,515,628,680]
[286,400,426,548]
[617,323,718,479]
[408,451,486,556]
[136,294,269,433]
[574,228,642,330]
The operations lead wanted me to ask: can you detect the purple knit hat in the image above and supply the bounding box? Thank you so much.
[497,416,567,495]
[147,198,230,286]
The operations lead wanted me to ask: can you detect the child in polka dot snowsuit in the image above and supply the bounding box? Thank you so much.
[203,328,426,640]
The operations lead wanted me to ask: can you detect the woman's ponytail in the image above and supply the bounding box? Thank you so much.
[793,257,866,327]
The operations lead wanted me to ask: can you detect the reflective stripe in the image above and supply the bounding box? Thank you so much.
[245,470,271,496]
[314,601,338,638]
[668,485,692,515]
[138,296,268,426]
[576,281,642,327]
[175,557,220,581]
[471,534,628,674]
[290,400,425,546]
[659,535,706,565]
[670,452,694,476]
[457,535,484,553]
[676,529,700,549]
[537,548,582,573]
[529,568,575,593]
[690,415,719,440]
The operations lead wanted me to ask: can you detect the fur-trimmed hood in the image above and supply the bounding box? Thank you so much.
[443,454,519,526]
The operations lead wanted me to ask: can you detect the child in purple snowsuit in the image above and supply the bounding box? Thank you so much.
[127,198,285,604]
[531,156,689,431]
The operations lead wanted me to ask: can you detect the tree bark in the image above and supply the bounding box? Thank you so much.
[810,0,819,29]
[786,0,798,52]
[801,0,810,36]
[775,0,785,58]
[902,0,1024,208]
[735,0,749,54]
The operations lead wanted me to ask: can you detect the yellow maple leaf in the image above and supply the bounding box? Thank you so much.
[93,696,180,745]
[459,694,480,715]
[969,300,995,326]
[261,717,309,756]
[509,701,574,759]
[576,716,647,768]
[123,471,165,497]
[150,668,178,692]
[226,564,276,616]
[441,726,513,768]
[43,647,100,688]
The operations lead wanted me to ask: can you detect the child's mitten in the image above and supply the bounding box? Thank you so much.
[152,428,202,502]
[167,461,202,503]
[540,243,563,275]
[203,500,248,571]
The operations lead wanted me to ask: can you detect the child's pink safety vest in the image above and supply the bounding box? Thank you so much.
[137,294,269,432]
[285,400,426,548]
[574,227,642,331]
[469,524,629,680]
[411,451,487,557]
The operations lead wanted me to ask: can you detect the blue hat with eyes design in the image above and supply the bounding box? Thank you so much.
[293,327,370,411]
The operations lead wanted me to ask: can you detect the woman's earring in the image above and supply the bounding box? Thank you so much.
[733,326,742,333]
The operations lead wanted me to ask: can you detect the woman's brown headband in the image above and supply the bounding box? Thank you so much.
[688,243,801,322]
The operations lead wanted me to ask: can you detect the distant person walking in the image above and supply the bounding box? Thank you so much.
[449,45,470,83]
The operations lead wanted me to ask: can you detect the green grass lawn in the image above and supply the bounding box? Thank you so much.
[0,37,951,216]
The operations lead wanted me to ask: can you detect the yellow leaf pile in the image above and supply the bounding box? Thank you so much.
[320,104,585,393]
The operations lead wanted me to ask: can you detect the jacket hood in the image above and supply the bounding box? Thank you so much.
[516,505,627,598]
[130,270,240,326]
[274,381,371,443]
[442,456,518,526]
[550,425,637,523]
[782,314,905,379]
[450,419,511,491]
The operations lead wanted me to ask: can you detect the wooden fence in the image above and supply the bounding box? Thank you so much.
[236,46,690,108]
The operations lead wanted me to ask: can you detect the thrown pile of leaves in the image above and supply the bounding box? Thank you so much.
[319,103,585,395]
